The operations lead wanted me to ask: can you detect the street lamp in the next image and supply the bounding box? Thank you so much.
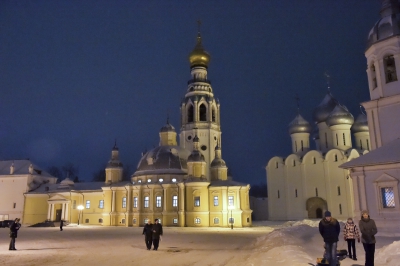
[77,205,84,225]
[228,205,234,229]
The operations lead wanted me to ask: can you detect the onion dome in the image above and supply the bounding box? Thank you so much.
[189,32,210,68]
[107,141,123,167]
[211,143,226,167]
[288,114,312,135]
[312,126,320,140]
[326,104,354,127]
[188,150,205,162]
[312,92,337,123]
[160,119,175,132]
[134,146,191,176]
[367,0,400,50]
[351,113,369,133]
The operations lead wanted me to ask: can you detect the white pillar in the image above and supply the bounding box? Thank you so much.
[62,203,66,220]
[47,203,52,220]
[50,204,55,221]
[359,174,368,212]
[65,203,69,221]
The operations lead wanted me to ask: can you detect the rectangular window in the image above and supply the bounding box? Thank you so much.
[214,196,219,206]
[13,203,16,209]
[122,197,126,208]
[172,195,178,207]
[339,204,342,214]
[86,200,90,209]
[382,187,395,208]
[195,218,201,224]
[156,196,162,208]
[295,189,298,198]
[99,200,104,209]
[144,196,149,208]
[228,196,234,207]
[133,197,138,208]
[173,218,178,224]
[278,190,280,199]
[343,133,346,145]
[194,196,200,207]
[315,188,318,197]
[214,218,219,224]
[337,186,341,196]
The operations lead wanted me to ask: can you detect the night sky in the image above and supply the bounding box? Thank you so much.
[0,1,381,185]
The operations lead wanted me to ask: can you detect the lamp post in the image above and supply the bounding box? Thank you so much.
[228,205,234,229]
[77,205,84,225]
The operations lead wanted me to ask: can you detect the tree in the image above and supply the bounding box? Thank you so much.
[249,182,268,198]
[92,166,106,182]
[47,163,80,183]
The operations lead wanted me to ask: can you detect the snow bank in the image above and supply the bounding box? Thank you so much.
[375,241,400,266]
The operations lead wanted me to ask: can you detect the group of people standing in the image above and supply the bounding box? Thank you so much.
[142,218,163,251]
[319,210,378,266]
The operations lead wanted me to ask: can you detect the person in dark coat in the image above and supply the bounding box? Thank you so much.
[60,220,64,231]
[319,211,340,266]
[151,219,163,251]
[142,219,153,250]
[359,210,378,266]
[9,218,21,251]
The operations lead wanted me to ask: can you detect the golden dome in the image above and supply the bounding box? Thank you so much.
[189,32,210,68]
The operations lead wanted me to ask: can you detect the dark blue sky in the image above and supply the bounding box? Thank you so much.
[0,1,381,185]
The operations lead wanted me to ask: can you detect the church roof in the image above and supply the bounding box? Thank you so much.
[26,180,132,193]
[340,138,400,168]
[133,145,190,176]
[0,160,53,177]
[209,180,248,187]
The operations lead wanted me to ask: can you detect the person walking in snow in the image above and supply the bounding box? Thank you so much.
[151,219,163,251]
[359,210,377,266]
[60,220,64,231]
[319,211,340,266]
[142,219,153,250]
[9,218,21,251]
[343,217,360,260]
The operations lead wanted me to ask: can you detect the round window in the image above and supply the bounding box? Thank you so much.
[187,135,192,141]
[201,145,207,151]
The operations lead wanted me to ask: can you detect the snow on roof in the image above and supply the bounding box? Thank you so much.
[0,159,53,177]
[27,180,132,193]
[209,180,248,187]
[340,138,400,168]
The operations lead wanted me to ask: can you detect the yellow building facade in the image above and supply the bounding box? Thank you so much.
[23,31,252,228]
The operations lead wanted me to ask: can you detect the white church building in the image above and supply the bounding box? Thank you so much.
[340,0,400,235]
[267,0,400,235]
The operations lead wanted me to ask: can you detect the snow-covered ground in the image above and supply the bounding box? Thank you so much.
[0,220,399,266]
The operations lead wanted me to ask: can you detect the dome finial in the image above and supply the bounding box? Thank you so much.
[189,21,210,68]
[324,71,331,93]
[294,94,300,114]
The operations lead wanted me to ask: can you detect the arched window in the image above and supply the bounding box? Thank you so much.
[384,55,397,83]
[371,63,377,89]
[187,105,194,123]
[212,107,216,122]
[199,104,207,121]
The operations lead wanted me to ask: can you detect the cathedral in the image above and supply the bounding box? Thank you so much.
[267,0,400,235]
[22,31,253,228]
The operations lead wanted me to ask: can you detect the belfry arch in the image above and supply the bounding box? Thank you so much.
[306,197,327,219]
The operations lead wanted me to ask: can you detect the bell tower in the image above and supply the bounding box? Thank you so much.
[179,23,221,181]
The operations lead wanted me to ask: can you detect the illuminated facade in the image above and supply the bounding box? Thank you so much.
[23,31,252,228]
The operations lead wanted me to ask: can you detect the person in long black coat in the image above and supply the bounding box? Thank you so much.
[151,219,163,251]
[9,218,21,251]
[60,220,64,231]
[319,211,340,266]
[142,219,153,250]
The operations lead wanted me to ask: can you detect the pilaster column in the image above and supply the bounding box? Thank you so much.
[163,186,167,213]
[178,183,185,227]
[222,187,228,226]
[194,100,198,122]
[359,174,368,212]
[112,190,116,212]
